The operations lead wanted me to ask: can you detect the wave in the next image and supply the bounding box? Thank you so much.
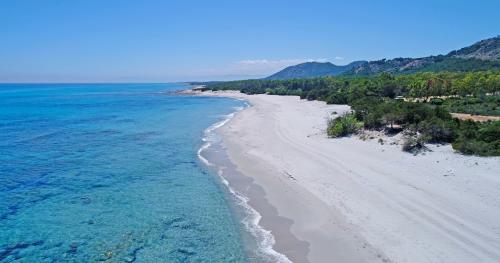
[197,104,292,263]
[216,169,292,263]
[196,109,237,166]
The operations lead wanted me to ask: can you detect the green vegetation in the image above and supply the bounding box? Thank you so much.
[346,57,500,76]
[350,99,456,141]
[402,132,429,154]
[414,57,500,73]
[203,71,500,100]
[201,71,500,156]
[439,95,500,116]
[260,36,500,79]
[453,121,500,156]
[327,113,362,137]
[266,61,366,80]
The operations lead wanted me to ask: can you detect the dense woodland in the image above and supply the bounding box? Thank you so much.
[203,71,500,100]
[200,71,500,156]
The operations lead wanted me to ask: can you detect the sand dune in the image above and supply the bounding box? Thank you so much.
[202,91,500,263]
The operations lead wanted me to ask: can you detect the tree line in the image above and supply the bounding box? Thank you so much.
[203,71,500,102]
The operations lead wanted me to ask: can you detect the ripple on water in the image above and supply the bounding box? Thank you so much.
[0,83,249,262]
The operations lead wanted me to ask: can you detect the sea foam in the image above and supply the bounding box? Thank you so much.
[197,103,292,263]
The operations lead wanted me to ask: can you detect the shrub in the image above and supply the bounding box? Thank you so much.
[452,121,500,156]
[327,113,362,137]
[417,117,457,143]
[402,134,429,154]
[440,95,500,116]
[363,112,383,129]
[429,98,444,105]
[477,121,500,142]
[326,92,348,104]
[452,139,500,156]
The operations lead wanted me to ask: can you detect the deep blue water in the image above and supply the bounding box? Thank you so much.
[0,83,247,262]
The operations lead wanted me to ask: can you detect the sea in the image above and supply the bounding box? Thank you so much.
[0,83,288,263]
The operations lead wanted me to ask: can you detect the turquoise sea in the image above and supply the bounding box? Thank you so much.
[0,83,259,262]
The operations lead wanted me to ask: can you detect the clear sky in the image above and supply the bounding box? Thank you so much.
[1,0,499,82]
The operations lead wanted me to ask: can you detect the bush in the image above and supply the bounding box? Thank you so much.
[327,113,363,137]
[402,134,429,154]
[326,92,348,104]
[477,121,500,142]
[363,112,383,129]
[452,121,500,156]
[452,139,500,156]
[429,98,444,105]
[440,95,500,116]
[417,117,457,143]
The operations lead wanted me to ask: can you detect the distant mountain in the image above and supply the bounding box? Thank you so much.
[448,36,500,61]
[265,36,500,79]
[344,36,500,76]
[265,61,366,80]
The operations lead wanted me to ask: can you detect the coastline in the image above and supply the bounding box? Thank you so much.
[196,99,296,263]
[195,90,500,263]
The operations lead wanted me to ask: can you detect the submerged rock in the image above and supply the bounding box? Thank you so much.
[68,242,78,254]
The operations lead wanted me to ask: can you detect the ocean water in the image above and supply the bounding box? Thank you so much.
[0,83,250,262]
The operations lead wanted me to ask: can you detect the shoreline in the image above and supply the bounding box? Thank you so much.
[195,90,500,263]
[197,99,296,262]
[211,92,383,263]
[195,90,382,262]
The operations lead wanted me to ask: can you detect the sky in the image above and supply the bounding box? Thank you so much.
[0,0,499,82]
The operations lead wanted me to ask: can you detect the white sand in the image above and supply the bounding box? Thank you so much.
[201,91,500,263]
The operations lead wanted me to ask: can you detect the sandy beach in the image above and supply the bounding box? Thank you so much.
[196,90,500,263]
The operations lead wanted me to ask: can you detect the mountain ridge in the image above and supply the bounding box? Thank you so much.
[265,36,500,79]
[265,61,366,80]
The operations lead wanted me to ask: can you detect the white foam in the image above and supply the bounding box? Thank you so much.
[197,103,292,263]
[217,169,292,263]
[197,140,212,166]
[197,111,236,166]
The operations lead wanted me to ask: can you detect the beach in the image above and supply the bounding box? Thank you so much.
[200,90,500,263]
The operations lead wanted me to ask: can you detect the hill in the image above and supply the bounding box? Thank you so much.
[265,61,366,80]
[341,36,500,76]
[448,36,500,61]
[265,36,500,79]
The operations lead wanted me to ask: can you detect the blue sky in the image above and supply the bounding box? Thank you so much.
[0,0,499,82]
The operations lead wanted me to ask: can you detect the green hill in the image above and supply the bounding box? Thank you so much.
[265,36,500,79]
[265,61,366,80]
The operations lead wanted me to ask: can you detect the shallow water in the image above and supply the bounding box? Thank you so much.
[0,83,247,262]
[200,124,293,263]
